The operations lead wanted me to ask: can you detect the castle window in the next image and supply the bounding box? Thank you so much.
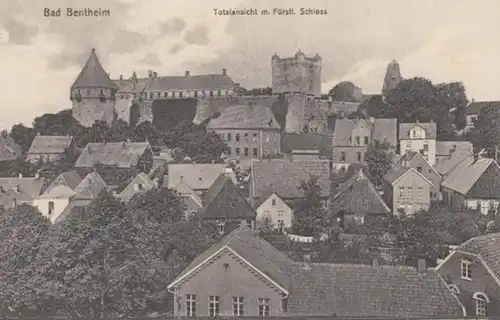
[236,133,240,142]
[227,133,232,141]
[149,92,153,99]
[364,136,369,145]
[164,92,167,98]
[253,133,257,142]
[100,89,104,95]
[86,88,91,95]
[236,148,240,156]
[253,148,257,156]
[244,148,248,156]
[244,133,248,142]
[217,90,221,96]
[194,91,198,97]
[209,90,214,97]
[340,152,346,162]
[357,151,362,162]
[179,91,184,98]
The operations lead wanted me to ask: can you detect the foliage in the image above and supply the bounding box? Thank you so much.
[293,175,329,237]
[365,139,393,187]
[468,105,500,156]
[9,124,34,154]
[183,131,229,164]
[240,87,273,96]
[329,81,363,102]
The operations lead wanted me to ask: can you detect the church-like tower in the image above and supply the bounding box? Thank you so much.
[381,59,402,101]
[70,48,118,127]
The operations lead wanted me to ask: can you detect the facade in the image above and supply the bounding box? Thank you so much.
[464,101,500,132]
[271,50,322,97]
[399,122,437,166]
[383,167,434,215]
[381,59,403,100]
[118,172,156,203]
[207,103,281,163]
[332,118,397,171]
[441,155,500,215]
[33,185,76,223]
[254,192,293,231]
[26,135,76,163]
[281,132,333,160]
[167,225,464,317]
[436,232,500,316]
[0,174,45,209]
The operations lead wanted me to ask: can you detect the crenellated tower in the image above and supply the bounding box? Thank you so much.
[381,59,402,101]
[271,50,322,97]
[70,48,118,127]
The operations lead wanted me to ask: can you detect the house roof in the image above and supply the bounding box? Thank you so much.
[383,167,433,187]
[441,156,498,196]
[147,73,236,91]
[434,150,472,176]
[181,194,202,212]
[386,151,440,178]
[251,159,331,199]
[71,49,118,89]
[207,103,280,130]
[54,201,89,224]
[27,135,73,155]
[76,142,151,168]
[37,185,76,199]
[72,172,107,200]
[119,172,156,200]
[399,122,437,140]
[114,77,150,93]
[435,141,473,156]
[456,232,500,280]
[253,191,285,210]
[199,174,256,220]
[0,177,45,202]
[0,135,22,161]
[465,101,500,115]
[167,163,229,191]
[332,118,397,147]
[329,102,360,116]
[281,133,333,157]
[330,169,390,215]
[44,170,82,194]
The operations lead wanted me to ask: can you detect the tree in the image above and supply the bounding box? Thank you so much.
[469,105,500,156]
[329,81,363,102]
[183,131,229,163]
[293,175,328,237]
[9,123,34,154]
[365,139,393,187]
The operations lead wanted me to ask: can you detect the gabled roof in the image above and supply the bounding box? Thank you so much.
[76,142,151,168]
[147,73,236,91]
[332,118,397,147]
[72,172,107,200]
[435,141,473,157]
[71,48,118,89]
[0,176,45,202]
[281,133,333,157]
[199,174,256,220]
[387,151,440,178]
[118,172,156,202]
[253,191,287,210]
[167,225,293,293]
[167,163,230,191]
[441,156,500,196]
[399,122,437,140]
[383,167,434,187]
[27,135,73,155]
[434,150,472,176]
[251,159,331,199]
[181,194,202,212]
[207,104,280,130]
[36,185,76,199]
[0,135,22,161]
[465,101,500,115]
[331,169,390,215]
[114,77,149,93]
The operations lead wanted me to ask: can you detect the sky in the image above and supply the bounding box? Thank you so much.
[1,0,500,129]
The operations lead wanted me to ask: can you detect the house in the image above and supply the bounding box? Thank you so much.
[0,134,22,162]
[281,132,333,160]
[207,103,281,163]
[250,159,331,206]
[199,174,256,234]
[166,163,235,197]
[167,224,464,317]
[436,232,500,316]
[75,141,154,184]
[464,101,500,132]
[434,150,472,177]
[254,192,293,231]
[388,151,442,201]
[399,121,437,166]
[332,118,397,171]
[33,185,77,223]
[26,135,75,163]
[0,174,45,209]
[435,141,474,163]
[43,170,82,193]
[117,172,156,203]
[382,167,434,215]
[330,169,391,229]
[441,155,500,215]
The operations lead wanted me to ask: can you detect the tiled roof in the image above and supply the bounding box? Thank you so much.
[0,135,22,161]
[0,177,45,202]
[251,159,330,199]
[435,141,473,156]
[72,172,107,200]
[457,232,500,279]
[434,151,472,176]
[71,49,118,89]
[44,170,82,194]
[114,78,149,93]
[253,191,281,209]
[147,73,236,91]
[199,174,256,220]
[207,104,280,130]
[119,172,156,202]
[399,122,437,140]
[27,135,73,155]
[441,156,499,196]
[285,262,463,317]
[465,101,500,115]
[167,163,229,191]
[281,133,333,157]
[383,166,432,187]
[76,142,151,168]
[330,170,390,215]
[181,194,202,212]
[333,118,397,147]
[37,185,76,199]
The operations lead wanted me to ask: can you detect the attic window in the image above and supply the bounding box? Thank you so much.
[231,203,236,208]
[391,76,397,81]
[223,263,230,270]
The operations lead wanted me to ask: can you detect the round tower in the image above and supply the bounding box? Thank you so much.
[70,48,118,127]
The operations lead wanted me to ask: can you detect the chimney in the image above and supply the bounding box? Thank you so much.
[372,257,379,268]
[185,70,190,77]
[222,68,227,76]
[417,258,427,273]
[18,173,22,179]
[119,74,123,80]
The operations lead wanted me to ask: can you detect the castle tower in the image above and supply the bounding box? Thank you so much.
[381,59,402,101]
[70,48,118,127]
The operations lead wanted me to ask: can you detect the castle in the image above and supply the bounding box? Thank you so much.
[70,48,401,133]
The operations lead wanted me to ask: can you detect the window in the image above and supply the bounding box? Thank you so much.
[233,297,244,316]
[278,210,284,217]
[227,148,232,155]
[244,133,248,142]
[186,294,196,316]
[357,152,362,162]
[461,259,472,280]
[277,220,284,232]
[423,143,429,151]
[48,201,54,215]
[407,187,413,199]
[258,298,270,316]
[244,148,249,156]
[227,133,232,141]
[417,187,423,199]
[406,141,411,150]
[340,152,346,162]
[217,221,225,234]
[236,148,240,156]
[236,133,240,142]
[266,133,270,143]
[364,136,369,145]
[138,183,143,191]
[253,133,257,142]
[416,166,422,173]
[354,213,365,224]
[253,148,258,156]
[272,199,276,206]
[355,136,360,145]
[399,187,405,198]
[481,200,489,215]
[474,292,488,316]
[209,296,220,316]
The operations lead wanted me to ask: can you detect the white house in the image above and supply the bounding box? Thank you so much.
[33,185,76,223]
[399,121,437,166]
[254,192,293,231]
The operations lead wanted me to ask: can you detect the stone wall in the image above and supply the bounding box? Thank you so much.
[72,98,116,127]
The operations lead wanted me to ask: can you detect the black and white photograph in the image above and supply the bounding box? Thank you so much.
[0,0,499,318]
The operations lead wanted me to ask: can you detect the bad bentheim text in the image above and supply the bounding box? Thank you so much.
[44,8,111,17]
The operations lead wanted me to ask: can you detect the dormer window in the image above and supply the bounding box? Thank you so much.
[217,221,225,234]
[461,259,472,280]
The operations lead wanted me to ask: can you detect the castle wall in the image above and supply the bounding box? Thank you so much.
[114,97,133,123]
[271,56,321,97]
[72,98,115,127]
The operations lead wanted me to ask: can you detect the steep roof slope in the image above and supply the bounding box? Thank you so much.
[71,48,118,89]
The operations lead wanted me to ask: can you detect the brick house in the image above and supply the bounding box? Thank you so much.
[383,167,434,215]
[332,118,397,171]
[26,135,76,164]
[167,224,464,317]
[441,155,500,215]
[436,232,500,316]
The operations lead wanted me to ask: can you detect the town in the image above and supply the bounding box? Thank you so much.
[0,47,499,319]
